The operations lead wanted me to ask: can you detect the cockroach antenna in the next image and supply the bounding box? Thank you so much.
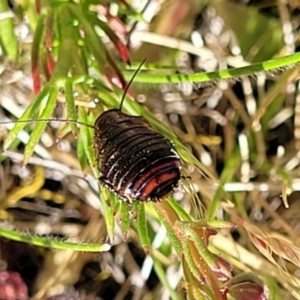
[119,58,147,111]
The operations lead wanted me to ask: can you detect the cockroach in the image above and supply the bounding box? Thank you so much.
[0,61,181,202]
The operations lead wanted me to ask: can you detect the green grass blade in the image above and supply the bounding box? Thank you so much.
[181,238,201,280]
[65,79,78,136]
[0,226,110,252]
[180,223,218,270]
[77,107,99,178]
[207,149,241,219]
[120,201,130,240]
[167,197,191,221]
[77,124,88,173]
[56,124,72,140]
[133,202,149,253]
[0,0,18,61]
[101,187,115,238]
[152,257,184,300]
[151,202,182,254]
[123,52,300,84]
[31,13,46,93]
[77,107,93,170]
[68,4,107,75]
[4,86,50,150]
[23,87,58,165]
[87,112,96,168]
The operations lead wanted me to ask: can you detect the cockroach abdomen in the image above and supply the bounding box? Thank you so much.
[94,109,181,202]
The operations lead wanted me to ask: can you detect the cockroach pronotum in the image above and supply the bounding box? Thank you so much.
[0,61,181,202]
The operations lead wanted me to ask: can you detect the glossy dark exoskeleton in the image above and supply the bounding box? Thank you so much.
[93,109,181,202]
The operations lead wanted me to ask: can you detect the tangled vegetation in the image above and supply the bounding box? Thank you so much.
[1,0,300,299]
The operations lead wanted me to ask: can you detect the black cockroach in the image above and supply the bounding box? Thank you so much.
[0,61,181,202]
[94,109,181,202]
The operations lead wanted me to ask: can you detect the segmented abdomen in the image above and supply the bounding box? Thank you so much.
[94,109,181,202]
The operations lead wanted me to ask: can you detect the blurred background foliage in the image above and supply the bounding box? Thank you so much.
[1,0,300,299]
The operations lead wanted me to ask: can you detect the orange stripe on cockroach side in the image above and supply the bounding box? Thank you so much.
[0,60,182,202]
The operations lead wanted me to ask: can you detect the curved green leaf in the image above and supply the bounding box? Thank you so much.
[0,225,111,252]
[120,201,130,240]
[4,87,51,150]
[0,0,18,61]
[133,201,149,252]
[101,187,115,238]
[23,87,58,165]
[65,79,78,136]
[123,52,300,84]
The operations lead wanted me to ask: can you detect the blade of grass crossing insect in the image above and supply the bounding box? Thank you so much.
[120,201,130,240]
[0,226,111,252]
[65,79,78,136]
[101,186,115,238]
[23,87,58,165]
[4,86,51,150]
[133,201,149,253]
